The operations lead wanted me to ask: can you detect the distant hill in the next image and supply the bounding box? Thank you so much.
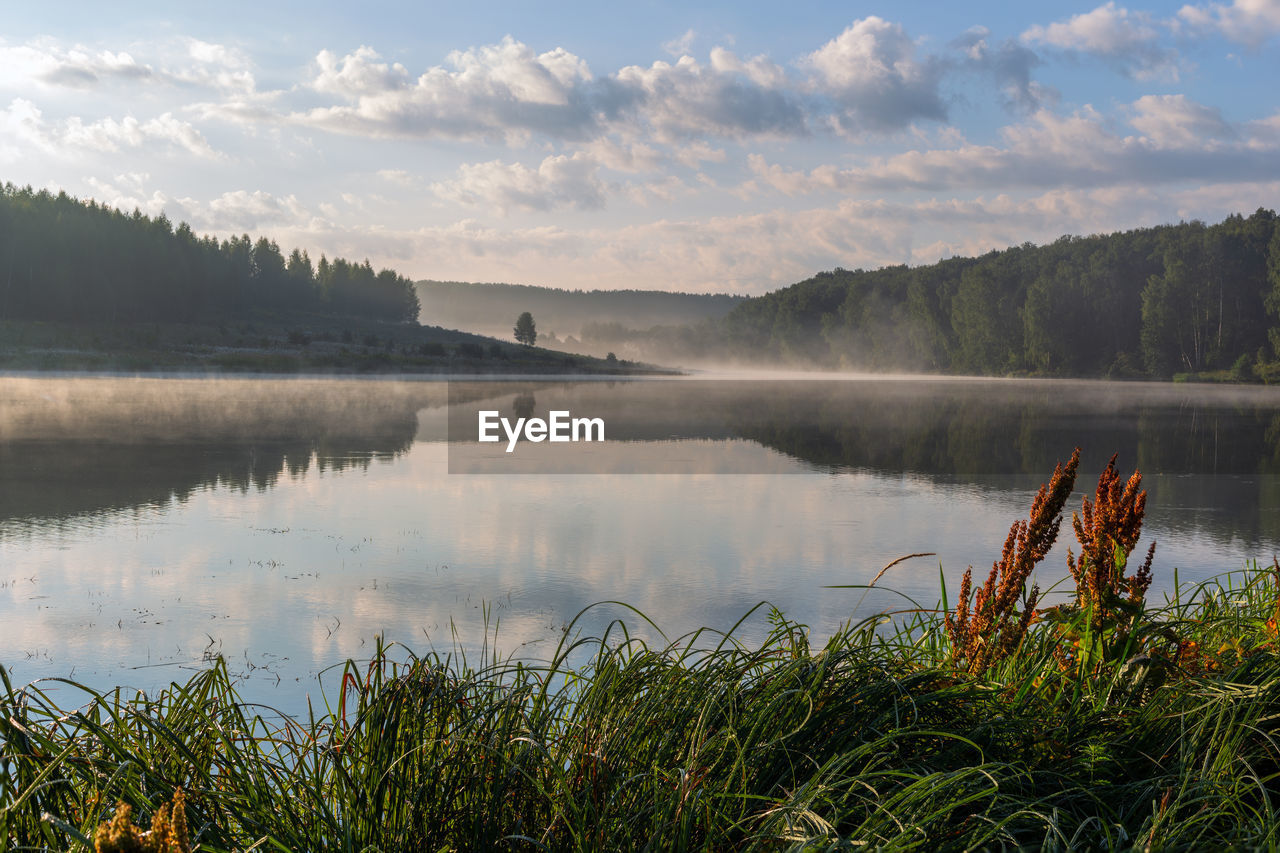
[707,208,1280,378]
[416,280,745,341]
[523,207,1280,378]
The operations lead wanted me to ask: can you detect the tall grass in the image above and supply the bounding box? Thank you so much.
[5,456,1280,850]
[4,573,1280,851]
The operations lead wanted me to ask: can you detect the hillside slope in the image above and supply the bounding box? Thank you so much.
[416,280,744,341]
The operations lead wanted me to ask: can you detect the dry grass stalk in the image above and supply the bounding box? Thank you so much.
[1067,453,1155,628]
[946,449,1080,676]
[868,552,937,587]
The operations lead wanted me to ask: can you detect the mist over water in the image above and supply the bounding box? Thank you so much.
[3,374,1279,713]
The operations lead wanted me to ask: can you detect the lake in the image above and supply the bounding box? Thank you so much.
[3,373,1280,713]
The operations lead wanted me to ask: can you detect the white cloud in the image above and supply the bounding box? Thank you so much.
[1245,112,1280,145]
[708,46,788,89]
[0,41,156,89]
[582,137,665,172]
[202,189,308,229]
[174,39,258,94]
[0,23,1039,156]
[0,36,257,94]
[83,175,170,217]
[171,24,1046,151]
[663,29,697,57]
[0,35,269,142]
[612,51,804,141]
[430,153,606,213]
[1024,3,1156,53]
[292,39,807,146]
[622,175,692,205]
[187,39,247,68]
[672,140,727,168]
[141,113,222,158]
[745,99,1279,196]
[1178,0,1280,47]
[1129,94,1234,147]
[1023,3,1179,80]
[376,169,417,186]
[0,99,47,158]
[804,17,946,134]
[184,97,280,127]
[78,178,310,234]
[292,38,597,143]
[1,98,221,160]
[312,46,409,97]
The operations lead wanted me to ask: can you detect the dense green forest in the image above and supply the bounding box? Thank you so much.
[0,183,419,324]
[710,208,1280,378]
[416,279,743,340]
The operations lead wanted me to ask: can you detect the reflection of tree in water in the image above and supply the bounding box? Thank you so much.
[0,378,429,531]
[0,440,413,530]
[15,376,1280,554]
[722,381,1280,551]
[717,382,1280,477]
[512,393,537,421]
[446,380,1280,480]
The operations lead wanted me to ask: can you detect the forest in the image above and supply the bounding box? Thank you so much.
[705,208,1280,379]
[0,183,420,325]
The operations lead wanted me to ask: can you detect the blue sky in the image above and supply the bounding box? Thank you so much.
[2,1,1278,293]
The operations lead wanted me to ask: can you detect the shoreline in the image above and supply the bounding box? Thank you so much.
[0,316,676,377]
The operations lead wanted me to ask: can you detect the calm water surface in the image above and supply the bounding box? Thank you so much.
[3,374,1280,712]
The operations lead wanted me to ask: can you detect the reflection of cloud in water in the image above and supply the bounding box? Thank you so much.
[449,437,811,474]
[5,375,1280,712]
[4,440,1258,710]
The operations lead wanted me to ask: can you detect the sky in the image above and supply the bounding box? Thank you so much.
[2,1,1279,295]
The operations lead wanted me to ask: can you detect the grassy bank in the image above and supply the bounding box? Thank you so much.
[4,456,1280,851]
[0,318,667,376]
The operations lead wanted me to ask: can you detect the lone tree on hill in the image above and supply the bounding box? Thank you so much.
[514,311,537,346]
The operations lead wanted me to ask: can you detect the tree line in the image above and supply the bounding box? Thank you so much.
[711,208,1280,378]
[0,184,419,325]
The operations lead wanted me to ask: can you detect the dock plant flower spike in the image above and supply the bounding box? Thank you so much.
[946,449,1080,677]
[1068,453,1155,630]
[93,789,190,853]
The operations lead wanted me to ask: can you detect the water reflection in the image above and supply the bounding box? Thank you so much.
[3,374,1280,713]
[0,376,433,533]
[445,378,1280,476]
[11,376,1280,530]
[443,379,1280,549]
